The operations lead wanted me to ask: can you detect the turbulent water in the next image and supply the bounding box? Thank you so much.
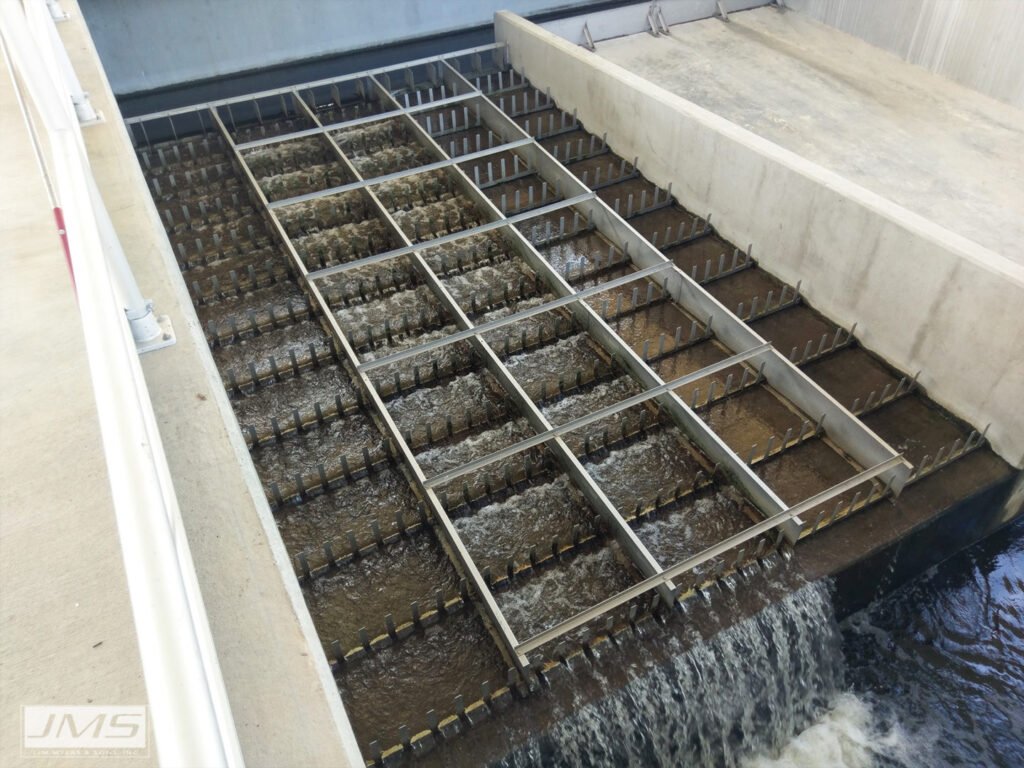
[740,693,913,768]
[499,579,845,767]
[837,517,1024,768]
[496,516,1024,767]
[747,517,1024,768]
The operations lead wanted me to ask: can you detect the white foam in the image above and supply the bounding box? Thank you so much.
[741,693,916,768]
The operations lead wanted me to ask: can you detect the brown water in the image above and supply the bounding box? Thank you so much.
[632,487,758,581]
[275,465,417,553]
[337,611,508,752]
[304,532,460,649]
[453,473,598,574]
[242,136,337,177]
[584,426,705,511]
[496,544,642,640]
[251,410,383,490]
[212,319,330,372]
[230,362,355,434]
[503,334,603,392]
[387,370,504,428]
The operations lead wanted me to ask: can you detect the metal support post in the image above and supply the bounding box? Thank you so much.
[30,0,99,123]
[88,176,175,351]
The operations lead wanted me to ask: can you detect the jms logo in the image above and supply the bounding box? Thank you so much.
[23,706,147,754]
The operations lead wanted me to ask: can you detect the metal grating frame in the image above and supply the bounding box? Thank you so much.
[127,41,911,665]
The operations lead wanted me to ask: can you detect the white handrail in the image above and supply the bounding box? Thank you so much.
[0,2,244,766]
[21,0,173,351]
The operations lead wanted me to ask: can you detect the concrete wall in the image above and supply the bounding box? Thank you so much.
[495,12,1024,468]
[78,0,598,94]
[785,0,1024,109]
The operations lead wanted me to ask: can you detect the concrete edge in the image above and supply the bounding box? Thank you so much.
[497,11,1024,287]
[830,469,1023,618]
[495,10,1024,468]
[62,2,364,764]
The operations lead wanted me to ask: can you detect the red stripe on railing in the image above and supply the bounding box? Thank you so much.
[53,206,75,292]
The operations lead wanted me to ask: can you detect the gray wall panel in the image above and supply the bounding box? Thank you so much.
[786,0,1024,108]
[79,0,601,94]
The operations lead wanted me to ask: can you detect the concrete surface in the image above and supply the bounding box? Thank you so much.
[78,0,595,94]
[597,7,1024,263]
[787,0,1024,109]
[495,10,1024,468]
[2,2,362,765]
[0,52,154,767]
[540,0,770,49]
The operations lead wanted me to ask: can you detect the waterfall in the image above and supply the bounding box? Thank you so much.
[498,579,845,767]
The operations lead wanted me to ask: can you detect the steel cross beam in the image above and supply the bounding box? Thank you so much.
[266,138,534,209]
[366,74,680,610]
[425,342,774,489]
[304,192,596,280]
[435,63,802,536]
[211,102,528,671]
[460,65,914,497]
[441,61,913,519]
[292,91,535,669]
[357,260,674,373]
[236,92,479,151]
[235,91,479,151]
[125,42,505,125]
[515,455,906,657]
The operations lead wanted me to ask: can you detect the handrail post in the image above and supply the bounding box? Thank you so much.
[33,0,99,123]
[87,174,175,351]
[45,0,68,22]
[24,0,174,352]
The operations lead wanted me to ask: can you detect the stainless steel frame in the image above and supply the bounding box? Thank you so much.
[129,37,911,665]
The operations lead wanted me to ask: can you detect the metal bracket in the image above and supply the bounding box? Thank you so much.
[77,105,104,126]
[130,300,176,354]
[654,4,670,35]
[135,314,176,354]
[581,22,596,52]
[716,0,730,22]
[45,0,68,22]
[646,3,665,36]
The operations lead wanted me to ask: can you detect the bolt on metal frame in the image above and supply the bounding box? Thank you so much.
[127,40,912,665]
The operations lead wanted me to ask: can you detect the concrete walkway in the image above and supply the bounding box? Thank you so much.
[597,7,1024,263]
[0,50,155,767]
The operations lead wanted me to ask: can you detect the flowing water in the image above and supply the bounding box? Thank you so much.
[498,578,844,767]
[744,516,1024,767]
[491,516,1024,767]
[452,474,596,573]
[834,517,1024,768]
